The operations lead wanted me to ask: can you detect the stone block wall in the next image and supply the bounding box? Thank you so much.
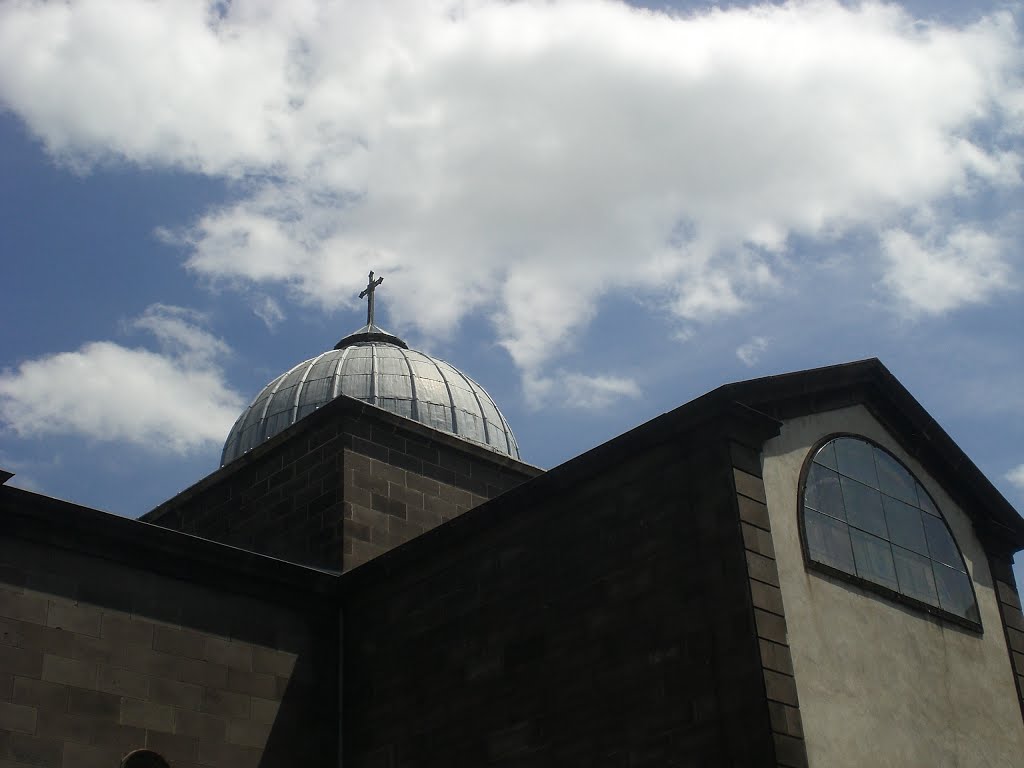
[729,440,807,768]
[0,534,335,768]
[989,553,1024,724]
[144,417,347,571]
[340,412,539,571]
[342,431,774,766]
[146,397,539,572]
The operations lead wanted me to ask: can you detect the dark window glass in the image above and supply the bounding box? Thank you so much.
[874,448,918,505]
[933,563,980,622]
[882,496,928,556]
[801,436,978,627]
[835,437,878,486]
[850,528,899,592]
[805,464,845,520]
[922,515,962,569]
[122,751,170,768]
[917,484,940,516]
[813,441,838,470]
[805,508,856,575]
[840,476,888,537]
[893,545,939,606]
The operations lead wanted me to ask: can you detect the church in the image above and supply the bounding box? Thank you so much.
[1,273,1023,767]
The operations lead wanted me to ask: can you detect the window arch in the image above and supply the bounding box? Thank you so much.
[800,435,981,629]
[121,750,170,768]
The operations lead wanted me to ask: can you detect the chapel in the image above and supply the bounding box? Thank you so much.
[1,273,1023,767]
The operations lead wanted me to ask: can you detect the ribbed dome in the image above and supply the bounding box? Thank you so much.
[221,327,520,465]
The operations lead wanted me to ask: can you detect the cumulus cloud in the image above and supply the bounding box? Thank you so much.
[526,370,641,410]
[0,305,244,454]
[2,0,1022,381]
[736,336,770,366]
[1008,464,1024,490]
[881,227,1014,315]
[132,304,231,365]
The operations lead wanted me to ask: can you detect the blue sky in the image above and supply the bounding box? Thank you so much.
[1,0,1022,586]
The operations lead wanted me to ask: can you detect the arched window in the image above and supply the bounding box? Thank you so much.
[121,750,170,768]
[800,435,980,629]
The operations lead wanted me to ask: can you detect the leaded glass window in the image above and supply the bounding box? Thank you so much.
[801,436,980,627]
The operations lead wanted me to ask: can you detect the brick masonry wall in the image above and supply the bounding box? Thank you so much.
[0,537,335,768]
[147,399,539,572]
[729,441,808,768]
[342,434,775,767]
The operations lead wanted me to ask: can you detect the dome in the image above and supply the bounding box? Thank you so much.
[221,322,520,466]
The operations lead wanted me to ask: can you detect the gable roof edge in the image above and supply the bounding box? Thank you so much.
[720,358,1024,554]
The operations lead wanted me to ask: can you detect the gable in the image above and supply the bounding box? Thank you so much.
[759,404,1024,765]
[721,359,1024,555]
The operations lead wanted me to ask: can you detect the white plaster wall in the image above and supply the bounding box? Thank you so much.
[761,405,1024,768]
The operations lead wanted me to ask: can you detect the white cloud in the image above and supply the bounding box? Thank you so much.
[0,305,244,454]
[2,0,1022,378]
[526,370,641,410]
[131,304,231,365]
[252,295,286,329]
[671,327,696,344]
[881,227,1014,315]
[736,336,770,367]
[1008,464,1024,490]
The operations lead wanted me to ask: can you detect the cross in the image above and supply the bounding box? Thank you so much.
[359,270,384,326]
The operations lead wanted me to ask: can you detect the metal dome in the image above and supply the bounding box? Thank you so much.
[221,328,520,466]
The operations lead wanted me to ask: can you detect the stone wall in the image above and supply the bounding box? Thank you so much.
[340,410,538,570]
[341,430,775,766]
[146,397,539,572]
[145,416,347,571]
[0,498,336,768]
[988,553,1024,724]
[729,440,807,768]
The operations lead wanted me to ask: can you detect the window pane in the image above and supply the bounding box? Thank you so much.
[835,438,878,486]
[804,438,981,628]
[805,508,856,575]
[917,484,940,517]
[893,545,939,606]
[850,528,899,592]
[922,515,962,570]
[873,449,918,505]
[883,496,928,556]
[806,464,845,520]
[932,563,980,623]
[840,476,888,538]
[813,441,838,470]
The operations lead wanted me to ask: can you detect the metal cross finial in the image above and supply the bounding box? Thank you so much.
[359,270,384,326]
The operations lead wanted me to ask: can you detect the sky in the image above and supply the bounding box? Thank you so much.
[0,0,1022,585]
